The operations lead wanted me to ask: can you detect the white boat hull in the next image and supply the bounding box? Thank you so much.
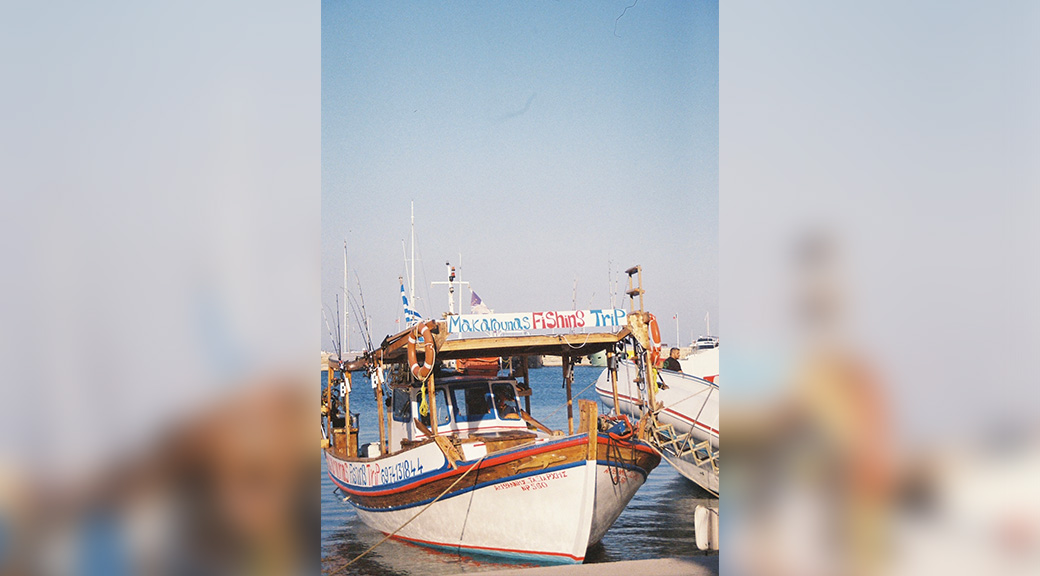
[660,449,719,495]
[588,460,648,544]
[353,460,597,562]
[327,431,658,563]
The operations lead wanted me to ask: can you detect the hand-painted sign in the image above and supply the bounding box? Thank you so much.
[446,309,627,334]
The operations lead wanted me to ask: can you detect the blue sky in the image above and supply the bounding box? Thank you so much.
[322,1,718,351]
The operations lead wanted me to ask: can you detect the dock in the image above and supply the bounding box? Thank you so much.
[450,556,718,576]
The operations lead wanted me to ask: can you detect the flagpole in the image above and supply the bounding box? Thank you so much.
[675,313,680,347]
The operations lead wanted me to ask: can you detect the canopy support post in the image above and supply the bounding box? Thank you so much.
[428,373,438,436]
[564,355,574,435]
[607,349,621,416]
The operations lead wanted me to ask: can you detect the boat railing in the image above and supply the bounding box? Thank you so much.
[649,420,719,477]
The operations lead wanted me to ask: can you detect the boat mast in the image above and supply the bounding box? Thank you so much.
[446,263,455,315]
[343,240,349,356]
[410,200,415,310]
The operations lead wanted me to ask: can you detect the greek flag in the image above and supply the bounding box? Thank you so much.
[401,282,422,326]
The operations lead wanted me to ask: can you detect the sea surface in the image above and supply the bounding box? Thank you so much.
[321,365,718,575]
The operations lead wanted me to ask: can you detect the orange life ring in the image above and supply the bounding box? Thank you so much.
[647,313,662,348]
[407,323,435,380]
[647,313,662,365]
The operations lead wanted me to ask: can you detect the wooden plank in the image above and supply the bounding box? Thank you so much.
[413,418,433,439]
[519,410,554,435]
[344,371,352,457]
[375,370,386,453]
[428,373,437,436]
[433,436,461,469]
[579,399,597,460]
[608,351,621,416]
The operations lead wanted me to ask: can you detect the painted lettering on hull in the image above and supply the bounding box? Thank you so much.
[493,469,569,492]
[328,453,433,488]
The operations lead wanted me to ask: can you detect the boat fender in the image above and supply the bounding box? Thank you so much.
[407,323,436,380]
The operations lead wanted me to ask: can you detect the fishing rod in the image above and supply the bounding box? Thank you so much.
[346,293,372,353]
[335,294,343,357]
[354,271,374,351]
[321,306,341,358]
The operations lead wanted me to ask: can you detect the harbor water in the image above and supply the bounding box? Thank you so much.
[321,365,718,575]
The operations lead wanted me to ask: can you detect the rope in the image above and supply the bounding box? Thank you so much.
[327,452,490,575]
[561,332,594,349]
[418,384,429,417]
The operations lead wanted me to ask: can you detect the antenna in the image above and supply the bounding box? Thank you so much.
[431,262,469,317]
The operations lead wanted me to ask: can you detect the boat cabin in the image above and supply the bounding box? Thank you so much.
[388,376,528,452]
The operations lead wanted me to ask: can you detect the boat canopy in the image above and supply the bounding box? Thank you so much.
[347,309,633,366]
[376,322,630,365]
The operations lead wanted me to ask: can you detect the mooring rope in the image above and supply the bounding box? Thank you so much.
[328,452,489,575]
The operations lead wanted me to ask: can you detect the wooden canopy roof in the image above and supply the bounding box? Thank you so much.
[372,320,631,366]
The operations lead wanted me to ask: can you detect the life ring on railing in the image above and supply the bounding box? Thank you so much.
[647,313,662,366]
[407,323,435,381]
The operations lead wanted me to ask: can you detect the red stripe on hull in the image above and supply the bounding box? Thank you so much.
[387,532,585,563]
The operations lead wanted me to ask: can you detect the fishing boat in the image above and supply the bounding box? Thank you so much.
[323,308,661,564]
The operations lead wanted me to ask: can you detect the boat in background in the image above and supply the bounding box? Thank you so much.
[680,346,719,384]
[587,350,607,367]
[694,335,719,349]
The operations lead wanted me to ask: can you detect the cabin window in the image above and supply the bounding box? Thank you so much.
[419,388,451,427]
[435,388,450,425]
[392,388,411,422]
[450,385,494,422]
[491,383,520,419]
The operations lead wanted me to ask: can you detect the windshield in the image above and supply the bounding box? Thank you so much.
[451,384,493,422]
[491,382,520,419]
